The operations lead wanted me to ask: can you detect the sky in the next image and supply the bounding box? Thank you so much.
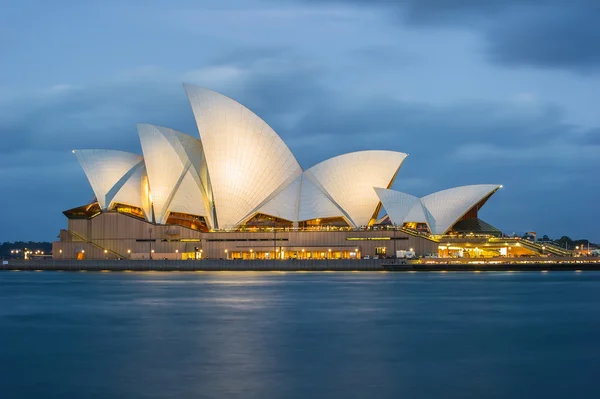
[1,0,599,242]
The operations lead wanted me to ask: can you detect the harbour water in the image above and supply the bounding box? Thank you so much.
[1,271,599,398]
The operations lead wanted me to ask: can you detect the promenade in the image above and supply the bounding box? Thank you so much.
[2,258,599,272]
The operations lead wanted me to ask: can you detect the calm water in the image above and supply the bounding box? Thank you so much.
[1,271,600,399]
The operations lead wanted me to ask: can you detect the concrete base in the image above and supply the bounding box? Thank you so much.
[2,259,600,272]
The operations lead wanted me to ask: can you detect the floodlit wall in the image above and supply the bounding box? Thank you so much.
[56,212,438,259]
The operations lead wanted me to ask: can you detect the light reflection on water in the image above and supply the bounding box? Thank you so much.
[1,271,600,399]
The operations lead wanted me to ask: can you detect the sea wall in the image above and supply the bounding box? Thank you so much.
[1,259,384,271]
[2,259,600,272]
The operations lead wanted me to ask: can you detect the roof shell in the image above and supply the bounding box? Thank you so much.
[306,150,407,227]
[420,184,501,234]
[253,172,346,224]
[184,84,302,229]
[74,149,143,211]
[110,162,149,218]
[137,124,211,226]
[373,188,422,225]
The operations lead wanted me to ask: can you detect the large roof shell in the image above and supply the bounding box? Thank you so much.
[375,184,501,234]
[72,86,501,234]
[420,184,501,235]
[184,84,302,229]
[373,188,422,226]
[137,124,211,226]
[110,163,148,216]
[74,149,143,211]
[306,151,407,227]
[253,172,346,224]
[253,175,302,222]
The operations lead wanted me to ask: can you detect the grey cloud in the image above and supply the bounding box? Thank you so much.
[297,0,600,71]
[278,83,599,240]
[2,52,599,241]
[485,5,600,70]
[0,81,195,161]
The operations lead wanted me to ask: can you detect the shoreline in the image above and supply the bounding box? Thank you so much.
[2,259,599,272]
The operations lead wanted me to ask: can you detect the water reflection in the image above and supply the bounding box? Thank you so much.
[1,272,599,399]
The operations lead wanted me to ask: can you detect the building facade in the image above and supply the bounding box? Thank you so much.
[53,84,510,260]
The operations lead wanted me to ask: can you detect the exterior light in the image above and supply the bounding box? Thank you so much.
[127,249,131,253]
[250,249,253,253]
[409,248,413,252]
[301,249,305,252]
[59,249,63,254]
[151,249,155,253]
[81,250,85,253]
[104,249,108,254]
[328,249,332,252]
[355,248,358,252]
[175,249,179,253]
[224,249,228,253]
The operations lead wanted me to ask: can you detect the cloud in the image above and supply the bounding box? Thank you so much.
[1,48,599,241]
[296,0,600,72]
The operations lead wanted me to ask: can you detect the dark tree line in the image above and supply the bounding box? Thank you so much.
[0,241,52,257]
[536,235,597,250]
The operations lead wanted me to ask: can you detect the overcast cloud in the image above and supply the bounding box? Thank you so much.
[1,0,598,241]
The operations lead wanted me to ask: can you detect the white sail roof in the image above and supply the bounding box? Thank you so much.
[253,175,302,222]
[110,163,151,220]
[420,184,501,235]
[306,151,407,227]
[184,84,302,229]
[166,168,209,219]
[404,200,431,224]
[373,188,422,225]
[72,85,502,235]
[375,184,501,234]
[252,172,350,224]
[297,173,346,222]
[74,149,143,210]
[137,124,211,226]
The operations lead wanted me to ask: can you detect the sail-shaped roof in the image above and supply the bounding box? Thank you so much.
[110,162,150,219]
[373,188,421,226]
[376,184,501,235]
[74,149,143,210]
[71,85,502,236]
[253,172,347,224]
[306,151,407,227]
[184,85,303,229]
[137,124,211,226]
[420,184,501,235]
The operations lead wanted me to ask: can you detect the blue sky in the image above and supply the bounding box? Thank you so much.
[1,0,599,242]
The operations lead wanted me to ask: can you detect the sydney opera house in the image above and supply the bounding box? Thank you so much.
[53,84,510,260]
